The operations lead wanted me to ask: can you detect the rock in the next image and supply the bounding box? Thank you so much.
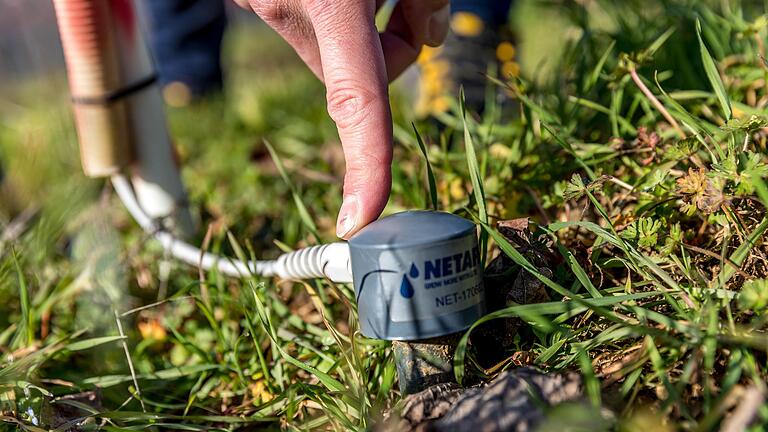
[472,218,554,367]
[431,368,582,431]
[386,367,583,432]
[386,383,465,432]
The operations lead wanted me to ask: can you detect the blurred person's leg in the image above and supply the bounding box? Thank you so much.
[415,0,517,117]
[142,0,227,105]
[451,0,514,27]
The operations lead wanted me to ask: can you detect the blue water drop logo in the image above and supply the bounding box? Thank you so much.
[409,263,419,278]
[400,274,415,298]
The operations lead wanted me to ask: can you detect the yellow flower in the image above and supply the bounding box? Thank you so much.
[449,178,465,201]
[250,380,274,403]
[138,320,167,341]
[450,12,485,37]
[496,42,517,62]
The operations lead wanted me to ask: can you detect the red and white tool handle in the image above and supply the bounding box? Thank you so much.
[53,0,193,235]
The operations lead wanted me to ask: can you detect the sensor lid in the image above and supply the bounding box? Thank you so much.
[348,210,475,250]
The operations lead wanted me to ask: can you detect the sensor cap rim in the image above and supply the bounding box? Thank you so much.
[348,210,475,250]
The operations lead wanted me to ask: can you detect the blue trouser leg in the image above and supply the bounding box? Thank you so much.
[141,0,227,95]
[451,0,514,27]
[140,0,512,96]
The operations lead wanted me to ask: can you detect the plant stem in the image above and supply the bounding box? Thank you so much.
[115,311,146,412]
[629,67,686,139]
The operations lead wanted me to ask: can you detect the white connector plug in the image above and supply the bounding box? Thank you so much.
[273,242,352,282]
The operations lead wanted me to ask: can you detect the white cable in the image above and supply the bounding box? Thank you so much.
[111,174,352,282]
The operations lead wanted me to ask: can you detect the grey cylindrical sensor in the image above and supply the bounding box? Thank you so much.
[349,211,486,340]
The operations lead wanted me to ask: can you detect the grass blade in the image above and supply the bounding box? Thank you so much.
[12,249,33,346]
[65,335,126,352]
[263,139,320,240]
[717,217,768,287]
[541,122,597,181]
[585,40,615,91]
[547,230,603,298]
[412,123,438,210]
[646,27,677,57]
[696,19,732,121]
[460,87,488,262]
[83,365,221,388]
[461,88,487,223]
[577,347,601,408]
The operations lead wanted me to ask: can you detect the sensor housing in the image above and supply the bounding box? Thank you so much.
[349,211,486,340]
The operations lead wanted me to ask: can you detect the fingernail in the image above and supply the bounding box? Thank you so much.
[336,196,359,239]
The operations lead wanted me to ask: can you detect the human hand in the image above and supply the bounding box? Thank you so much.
[236,0,450,239]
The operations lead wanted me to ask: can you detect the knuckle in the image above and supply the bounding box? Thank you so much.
[303,0,346,18]
[304,0,369,25]
[347,150,392,173]
[302,0,328,15]
[251,0,292,26]
[344,154,392,189]
[326,84,378,130]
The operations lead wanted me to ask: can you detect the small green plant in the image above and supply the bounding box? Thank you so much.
[739,279,768,311]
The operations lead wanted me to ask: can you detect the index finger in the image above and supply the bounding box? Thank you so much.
[305,1,393,239]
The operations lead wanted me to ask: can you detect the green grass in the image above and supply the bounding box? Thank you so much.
[2,0,768,430]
